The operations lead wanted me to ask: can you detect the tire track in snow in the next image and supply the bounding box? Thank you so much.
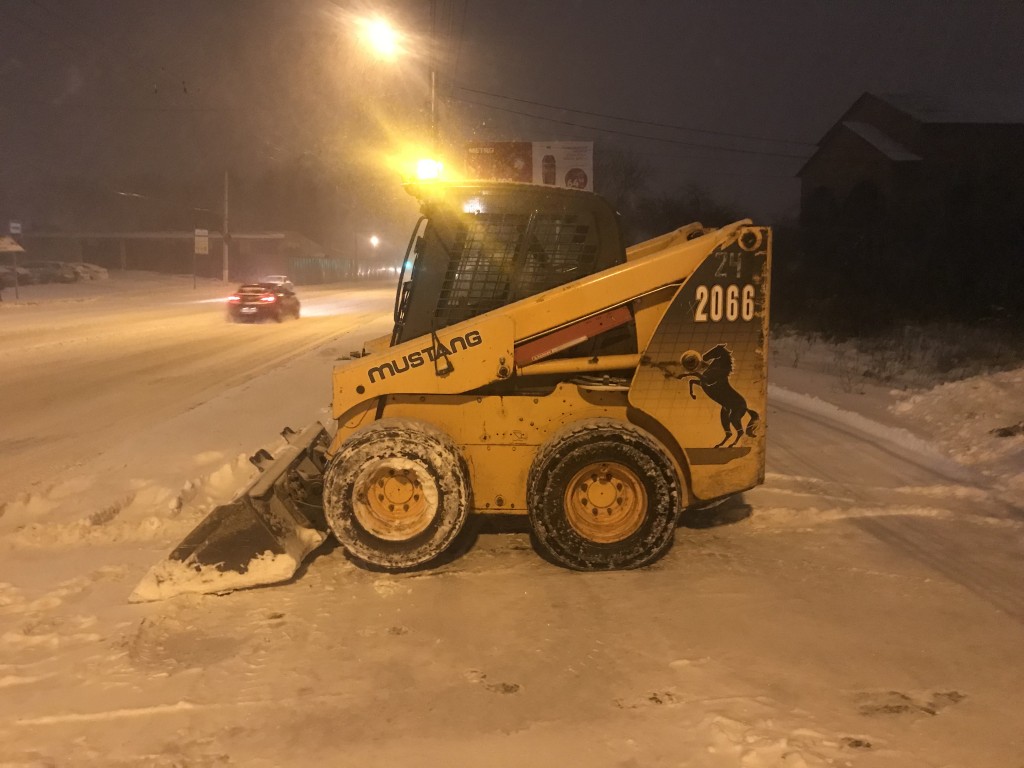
[853,514,1024,624]
[768,384,1024,624]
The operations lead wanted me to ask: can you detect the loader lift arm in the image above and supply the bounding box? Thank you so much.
[330,216,751,431]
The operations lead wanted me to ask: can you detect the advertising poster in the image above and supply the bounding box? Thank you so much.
[465,141,594,191]
[531,141,593,191]
[465,141,533,183]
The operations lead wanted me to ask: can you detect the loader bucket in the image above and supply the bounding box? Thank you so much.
[131,423,333,602]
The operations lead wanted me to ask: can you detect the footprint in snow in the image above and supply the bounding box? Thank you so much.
[464,668,520,694]
[856,689,966,717]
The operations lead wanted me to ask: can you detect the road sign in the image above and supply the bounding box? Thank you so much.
[194,228,209,255]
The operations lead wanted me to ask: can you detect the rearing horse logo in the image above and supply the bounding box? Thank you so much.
[679,344,760,447]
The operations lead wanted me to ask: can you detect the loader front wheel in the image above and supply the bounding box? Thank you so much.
[528,419,681,570]
[323,419,471,570]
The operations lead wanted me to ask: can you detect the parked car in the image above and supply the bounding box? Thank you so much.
[260,274,295,292]
[0,265,37,286]
[68,262,109,280]
[22,260,79,283]
[227,282,300,322]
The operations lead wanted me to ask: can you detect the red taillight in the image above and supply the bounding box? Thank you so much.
[259,294,276,303]
[228,295,240,303]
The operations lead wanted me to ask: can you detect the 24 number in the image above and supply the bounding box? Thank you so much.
[694,284,755,322]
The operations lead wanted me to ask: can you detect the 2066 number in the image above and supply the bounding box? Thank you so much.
[694,284,756,322]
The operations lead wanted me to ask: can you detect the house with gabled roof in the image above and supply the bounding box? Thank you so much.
[799,91,1024,226]
[794,92,1024,323]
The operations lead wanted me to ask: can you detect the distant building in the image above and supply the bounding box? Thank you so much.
[795,92,1024,323]
[799,91,1024,228]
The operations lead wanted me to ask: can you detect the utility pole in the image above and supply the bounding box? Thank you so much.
[353,230,359,278]
[429,0,438,151]
[222,171,230,282]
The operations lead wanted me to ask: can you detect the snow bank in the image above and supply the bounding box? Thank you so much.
[891,368,1024,497]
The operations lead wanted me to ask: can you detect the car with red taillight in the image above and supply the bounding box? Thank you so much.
[227,282,300,322]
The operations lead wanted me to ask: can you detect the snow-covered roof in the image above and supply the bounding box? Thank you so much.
[878,92,1024,125]
[0,235,24,253]
[841,121,921,162]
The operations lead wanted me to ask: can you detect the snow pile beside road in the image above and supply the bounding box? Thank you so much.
[891,367,1024,497]
[0,452,257,550]
[772,329,1023,503]
[769,383,973,481]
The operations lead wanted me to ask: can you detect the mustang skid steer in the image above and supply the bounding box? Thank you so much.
[134,182,771,601]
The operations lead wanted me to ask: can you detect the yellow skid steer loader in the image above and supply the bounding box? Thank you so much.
[134,182,771,601]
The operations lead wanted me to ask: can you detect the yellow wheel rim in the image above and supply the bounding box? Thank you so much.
[353,461,436,541]
[564,461,647,544]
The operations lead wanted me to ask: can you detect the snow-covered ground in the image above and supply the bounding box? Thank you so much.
[1,274,1022,767]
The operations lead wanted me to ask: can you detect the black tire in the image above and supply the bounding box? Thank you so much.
[323,418,472,570]
[527,419,682,570]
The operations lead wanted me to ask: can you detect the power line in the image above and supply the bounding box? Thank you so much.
[0,97,253,114]
[454,95,812,161]
[457,85,817,148]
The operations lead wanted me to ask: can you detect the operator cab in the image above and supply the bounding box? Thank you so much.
[393,182,628,346]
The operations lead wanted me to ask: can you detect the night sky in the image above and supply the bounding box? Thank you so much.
[1,0,1022,239]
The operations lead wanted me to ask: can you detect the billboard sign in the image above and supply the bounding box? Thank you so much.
[465,141,593,191]
[466,141,532,183]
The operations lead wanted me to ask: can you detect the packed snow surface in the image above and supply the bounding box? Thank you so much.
[1,274,1022,766]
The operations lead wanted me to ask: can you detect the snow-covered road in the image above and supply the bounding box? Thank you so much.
[1,275,1022,767]
[0,273,395,492]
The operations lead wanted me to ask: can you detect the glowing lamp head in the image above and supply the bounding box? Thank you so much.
[369,235,380,248]
[361,18,400,59]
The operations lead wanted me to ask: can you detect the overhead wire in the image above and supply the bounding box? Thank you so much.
[457,85,817,149]
[453,95,812,161]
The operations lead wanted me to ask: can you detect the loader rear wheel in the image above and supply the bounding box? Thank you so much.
[527,419,681,570]
[323,419,471,570]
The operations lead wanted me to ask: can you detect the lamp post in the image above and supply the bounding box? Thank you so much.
[427,0,438,151]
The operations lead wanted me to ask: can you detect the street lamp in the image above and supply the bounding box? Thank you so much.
[353,5,440,156]
[357,17,402,61]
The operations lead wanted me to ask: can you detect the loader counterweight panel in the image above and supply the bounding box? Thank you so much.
[629,228,771,501]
